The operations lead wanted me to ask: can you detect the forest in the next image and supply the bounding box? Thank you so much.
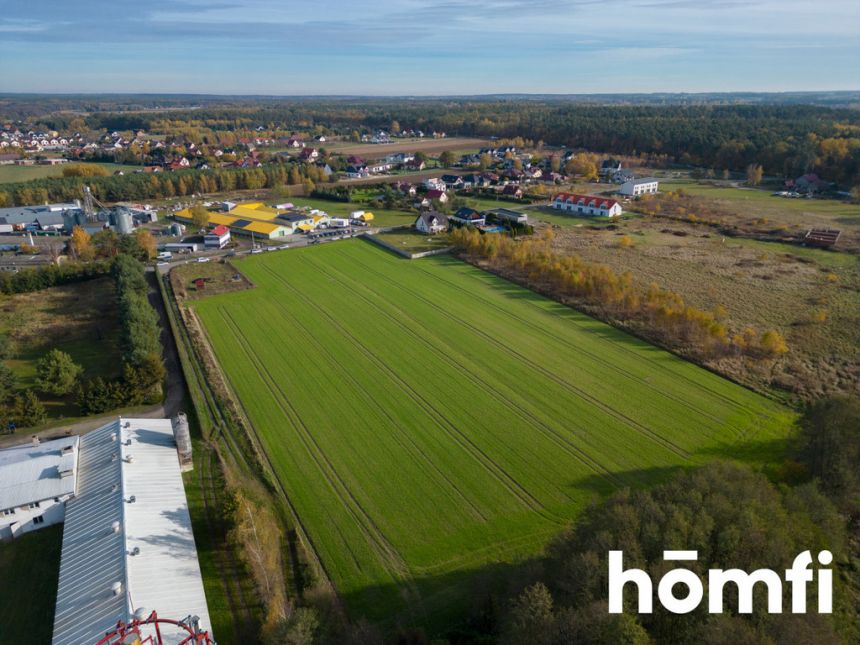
[18,100,860,187]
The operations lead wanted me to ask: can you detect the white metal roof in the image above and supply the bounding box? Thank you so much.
[0,436,78,511]
[52,418,212,645]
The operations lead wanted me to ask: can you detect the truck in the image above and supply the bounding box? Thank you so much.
[156,251,173,261]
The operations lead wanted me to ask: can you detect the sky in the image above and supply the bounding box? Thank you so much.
[0,0,858,95]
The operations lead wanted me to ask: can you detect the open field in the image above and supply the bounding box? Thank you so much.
[0,162,143,184]
[0,277,122,418]
[170,260,253,301]
[325,137,489,158]
[373,230,451,254]
[658,180,860,250]
[0,524,63,644]
[191,239,794,632]
[547,216,860,399]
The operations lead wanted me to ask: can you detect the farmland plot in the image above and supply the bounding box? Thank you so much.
[192,239,794,629]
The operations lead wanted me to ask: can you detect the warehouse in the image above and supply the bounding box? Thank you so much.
[52,417,212,645]
[0,436,79,540]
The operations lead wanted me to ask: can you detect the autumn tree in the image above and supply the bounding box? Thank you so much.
[133,228,157,259]
[69,225,95,261]
[189,204,210,230]
[746,163,763,186]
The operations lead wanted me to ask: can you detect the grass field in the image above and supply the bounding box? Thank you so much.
[0,277,122,418]
[0,524,63,644]
[373,230,451,254]
[191,239,794,631]
[0,162,143,184]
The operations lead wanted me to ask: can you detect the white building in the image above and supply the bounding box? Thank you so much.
[204,224,231,249]
[552,193,623,217]
[52,417,212,645]
[423,177,446,192]
[0,436,79,540]
[619,177,659,197]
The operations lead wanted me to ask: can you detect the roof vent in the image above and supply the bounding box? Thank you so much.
[124,439,132,446]
[133,607,148,621]
[32,435,41,447]
[111,483,119,493]
[124,455,134,464]
[130,546,140,556]
[111,581,123,596]
[111,521,121,534]
[126,495,136,504]
[111,453,118,461]
[110,432,117,442]
[123,421,130,429]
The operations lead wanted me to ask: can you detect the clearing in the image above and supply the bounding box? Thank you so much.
[0,162,143,185]
[0,277,123,419]
[191,239,794,632]
[325,137,488,158]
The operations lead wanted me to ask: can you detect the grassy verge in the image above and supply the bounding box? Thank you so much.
[0,524,63,645]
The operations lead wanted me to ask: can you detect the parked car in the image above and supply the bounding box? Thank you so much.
[197,257,211,263]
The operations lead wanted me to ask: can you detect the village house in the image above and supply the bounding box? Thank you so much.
[299,147,319,161]
[424,177,446,191]
[425,189,448,204]
[450,207,485,227]
[502,185,524,199]
[415,210,449,234]
[553,192,623,217]
[599,158,623,177]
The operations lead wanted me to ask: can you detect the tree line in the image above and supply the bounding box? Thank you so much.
[76,255,165,414]
[49,101,860,187]
[0,161,329,207]
[449,227,788,362]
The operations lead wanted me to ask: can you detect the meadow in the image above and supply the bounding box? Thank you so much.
[192,239,795,631]
[0,278,122,419]
[0,162,142,184]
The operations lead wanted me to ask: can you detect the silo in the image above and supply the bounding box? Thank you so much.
[116,209,134,235]
[172,413,193,471]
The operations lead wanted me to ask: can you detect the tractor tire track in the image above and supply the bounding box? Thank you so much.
[217,307,413,582]
[338,251,692,460]
[261,295,492,522]
[301,254,622,491]
[257,264,547,514]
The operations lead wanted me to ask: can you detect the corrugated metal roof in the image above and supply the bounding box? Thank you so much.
[243,221,285,235]
[53,418,212,645]
[0,436,78,510]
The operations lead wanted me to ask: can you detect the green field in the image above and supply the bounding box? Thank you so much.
[0,524,63,644]
[192,240,794,631]
[0,162,143,184]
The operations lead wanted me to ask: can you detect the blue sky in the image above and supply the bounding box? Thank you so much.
[1,0,858,94]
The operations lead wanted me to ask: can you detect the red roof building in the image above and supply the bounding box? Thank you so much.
[552,192,623,217]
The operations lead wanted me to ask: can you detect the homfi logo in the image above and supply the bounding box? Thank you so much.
[608,550,833,614]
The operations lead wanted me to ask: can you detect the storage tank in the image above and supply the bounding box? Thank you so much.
[115,209,134,235]
[172,413,193,471]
